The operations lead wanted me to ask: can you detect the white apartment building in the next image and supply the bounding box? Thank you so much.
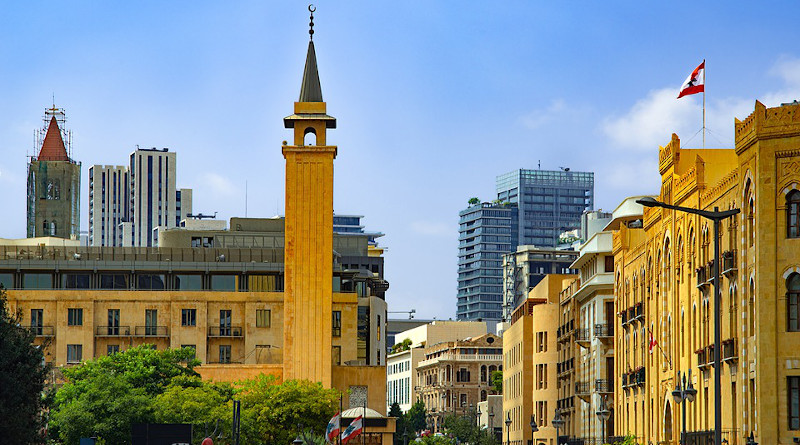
[386,320,488,412]
[569,229,616,442]
[89,148,192,247]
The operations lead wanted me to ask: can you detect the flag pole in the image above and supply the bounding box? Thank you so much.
[702,59,706,149]
[362,398,366,445]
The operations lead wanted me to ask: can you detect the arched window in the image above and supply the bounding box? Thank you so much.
[49,221,56,236]
[788,190,800,238]
[729,285,738,337]
[304,127,317,146]
[748,198,755,247]
[42,220,48,233]
[787,273,800,332]
[749,278,756,336]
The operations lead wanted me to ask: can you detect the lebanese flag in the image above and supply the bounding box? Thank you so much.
[649,331,657,354]
[341,416,364,444]
[325,412,341,444]
[678,60,705,98]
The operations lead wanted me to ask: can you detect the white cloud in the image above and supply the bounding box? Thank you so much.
[409,221,451,237]
[519,99,567,129]
[199,172,238,199]
[601,88,699,151]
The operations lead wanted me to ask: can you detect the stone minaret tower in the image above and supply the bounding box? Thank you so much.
[282,8,338,385]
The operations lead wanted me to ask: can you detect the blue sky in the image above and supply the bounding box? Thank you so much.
[1,2,799,320]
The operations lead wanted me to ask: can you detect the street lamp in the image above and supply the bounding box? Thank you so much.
[477,406,482,429]
[551,409,565,445]
[637,196,739,445]
[745,432,758,445]
[489,406,495,441]
[529,415,539,445]
[403,427,409,445]
[505,412,512,445]
[596,397,610,445]
[672,369,697,445]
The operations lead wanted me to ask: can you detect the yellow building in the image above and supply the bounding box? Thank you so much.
[503,274,574,445]
[612,100,800,444]
[3,15,392,428]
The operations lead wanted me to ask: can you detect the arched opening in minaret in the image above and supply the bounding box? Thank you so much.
[304,127,317,146]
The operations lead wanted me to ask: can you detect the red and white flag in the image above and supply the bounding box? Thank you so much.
[341,416,363,444]
[678,60,705,98]
[649,331,657,354]
[325,412,341,444]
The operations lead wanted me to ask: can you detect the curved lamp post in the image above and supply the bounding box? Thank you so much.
[637,196,738,445]
[746,432,758,445]
[551,409,565,445]
[505,412,512,445]
[596,397,610,445]
[529,415,539,445]
[489,406,496,441]
[672,369,697,445]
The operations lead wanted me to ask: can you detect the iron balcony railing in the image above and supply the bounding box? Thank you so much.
[575,381,591,398]
[594,323,614,338]
[595,379,612,393]
[574,328,590,346]
[722,250,738,276]
[95,326,132,337]
[134,325,169,337]
[208,326,244,337]
[722,338,738,363]
[26,325,55,337]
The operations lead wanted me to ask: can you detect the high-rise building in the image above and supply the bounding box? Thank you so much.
[457,202,518,328]
[89,148,192,247]
[496,169,594,247]
[88,165,129,246]
[26,107,81,239]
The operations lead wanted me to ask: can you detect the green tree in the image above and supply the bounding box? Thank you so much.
[389,402,406,445]
[237,375,339,444]
[491,370,503,393]
[62,344,199,396]
[405,400,427,433]
[154,378,236,444]
[50,372,155,445]
[442,413,498,445]
[0,290,49,444]
[418,435,455,445]
[468,197,481,206]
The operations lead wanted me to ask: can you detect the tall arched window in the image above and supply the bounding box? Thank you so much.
[787,273,800,332]
[49,221,56,236]
[730,285,738,337]
[788,191,800,239]
[748,198,755,247]
[749,278,756,336]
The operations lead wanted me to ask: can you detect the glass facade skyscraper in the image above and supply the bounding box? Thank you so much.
[456,202,518,328]
[496,169,594,247]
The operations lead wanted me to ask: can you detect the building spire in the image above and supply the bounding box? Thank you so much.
[299,5,323,102]
[38,115,70,161]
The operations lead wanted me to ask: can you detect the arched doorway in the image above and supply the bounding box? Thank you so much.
[664,401,673,442]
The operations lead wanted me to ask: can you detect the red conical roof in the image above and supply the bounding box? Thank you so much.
[38,116,70,161]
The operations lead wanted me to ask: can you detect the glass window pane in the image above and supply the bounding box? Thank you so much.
[211,275,236,291]
[175,275,203,290]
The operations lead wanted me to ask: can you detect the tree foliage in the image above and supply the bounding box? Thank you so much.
[48,344,340,445]
[468,197,481,206]
[491,370,503,393]
[441,413,498,445]
[0,290,49,444]
[405,400,427,433]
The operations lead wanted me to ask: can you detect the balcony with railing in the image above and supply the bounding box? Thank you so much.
[557,358,575,377]
[208,326,244,338]
[26,325,55,337]
[557,320,575,343]
[575,381,591,400]
[722,338,738,363]
[557,396,575,412]
[595,379,612,393]
[575,328,590,347]
[722,250,737,276]
[632,302,644,322]
[594,323,613,340]
[622,368,645,388]
[95,325,132,337]
[620,309,629,326]
[134,325,169,337]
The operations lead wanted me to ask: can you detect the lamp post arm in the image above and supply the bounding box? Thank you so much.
[653,201,739,221]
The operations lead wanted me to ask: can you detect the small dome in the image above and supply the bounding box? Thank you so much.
[342,407,385,419]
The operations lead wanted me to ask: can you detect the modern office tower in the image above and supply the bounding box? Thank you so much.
[334,214,384,246]
[26,107,81,239]
[89,148,192,247]
[88,165,129,246]
[496,169,594,247]
[457,202,518,329]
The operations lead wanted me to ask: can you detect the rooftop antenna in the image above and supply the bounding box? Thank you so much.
[308,5,315,40]
[538,160,541,170]
[245,180,248,218]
